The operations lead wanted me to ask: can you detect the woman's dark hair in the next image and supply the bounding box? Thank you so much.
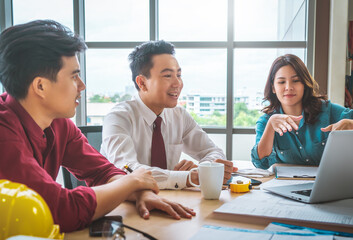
[128,40,175,90]
[262,54,327,124]
[0,20,87,99]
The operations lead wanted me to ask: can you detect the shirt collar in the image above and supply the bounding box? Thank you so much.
[134,94,166,126]
[3,93,46,139]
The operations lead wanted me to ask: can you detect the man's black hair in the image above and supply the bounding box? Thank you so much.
[128,40,175,90]
[0,20,87,99]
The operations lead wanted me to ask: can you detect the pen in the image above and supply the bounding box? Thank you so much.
[293,175,316,178]
[124,164,133,173]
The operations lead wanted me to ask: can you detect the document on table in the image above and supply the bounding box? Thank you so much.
[214,189,353,227]
[189,225,338,240]
[265,222,353,240]
[235,168,274,178]
[260,178,314,188]
[275,166,318,180]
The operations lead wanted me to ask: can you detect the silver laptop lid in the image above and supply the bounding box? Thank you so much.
[310,130,353,203]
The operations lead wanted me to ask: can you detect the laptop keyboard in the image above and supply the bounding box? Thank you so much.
[291,189,312,196]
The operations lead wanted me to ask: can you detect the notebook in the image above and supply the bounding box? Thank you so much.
[275,165,317,180]
[264,130,353,203]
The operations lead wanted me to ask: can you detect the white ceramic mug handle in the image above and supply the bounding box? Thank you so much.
[188,167,200,187]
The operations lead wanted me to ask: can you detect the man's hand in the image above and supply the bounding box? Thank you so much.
[214,159,237,184]
[135,191,196,220]
[173,159,198,171]
[186,170,199,187]
[129,168,159,194]
[321,119,353,132]
[186,159,237,187]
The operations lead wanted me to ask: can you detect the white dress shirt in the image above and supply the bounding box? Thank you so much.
[100,95,226,189]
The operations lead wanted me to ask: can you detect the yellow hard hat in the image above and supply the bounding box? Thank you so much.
[0,179,64,240]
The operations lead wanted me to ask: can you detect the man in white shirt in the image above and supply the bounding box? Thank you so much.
[101,40,235,189]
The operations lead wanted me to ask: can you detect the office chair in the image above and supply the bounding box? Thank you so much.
[62,125,103,189]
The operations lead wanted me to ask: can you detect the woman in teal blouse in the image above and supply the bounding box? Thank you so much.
[251,54,353,169]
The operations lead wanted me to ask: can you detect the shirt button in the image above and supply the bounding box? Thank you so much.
[280,152,283,154]
[306,159,309,162]
[299,146,302,149]
[175,183,179,189]
[296,131,299,135]
[322,142,325,146]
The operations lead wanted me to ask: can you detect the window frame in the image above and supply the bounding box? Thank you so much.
[0,0,315,159]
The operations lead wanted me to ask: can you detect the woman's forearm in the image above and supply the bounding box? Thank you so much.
[257,122,276,159]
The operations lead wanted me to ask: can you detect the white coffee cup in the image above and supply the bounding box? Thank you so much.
[188,162,224,200]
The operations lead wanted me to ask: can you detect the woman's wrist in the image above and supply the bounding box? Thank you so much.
[266,117,276,133]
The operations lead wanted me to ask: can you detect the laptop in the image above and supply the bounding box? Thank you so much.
[263,130,353,203]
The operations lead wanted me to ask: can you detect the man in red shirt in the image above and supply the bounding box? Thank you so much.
[0,20,194,232]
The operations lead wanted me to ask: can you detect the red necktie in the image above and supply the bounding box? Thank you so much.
[151,116,167,169]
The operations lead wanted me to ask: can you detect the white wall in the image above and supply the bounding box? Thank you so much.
[232,134,255,161]
[327,0,349,105]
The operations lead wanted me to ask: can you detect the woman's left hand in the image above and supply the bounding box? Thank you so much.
[321,119,353,132]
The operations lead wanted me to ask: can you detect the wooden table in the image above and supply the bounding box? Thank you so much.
[65,188,268,239]
[65,161,353,239]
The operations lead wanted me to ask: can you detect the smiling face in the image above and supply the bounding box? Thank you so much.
[272,65,304,115]
[137,54,183,115]
[44,55,86,119]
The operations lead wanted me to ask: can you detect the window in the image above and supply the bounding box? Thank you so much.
[12,0,73,30]
[176,49,227,127]
[234,0,306,41]
[85,49,134,125]
[159,0,227,41]
[2,0,312,160]
[85,0,149,41]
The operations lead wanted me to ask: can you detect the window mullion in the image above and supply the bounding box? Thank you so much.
[226,0,234,160]
[306,0,316,75]
[73,0,86,126]
[150,0,158,41]
[0,0,13,93]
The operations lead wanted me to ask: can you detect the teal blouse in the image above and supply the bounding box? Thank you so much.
[251,101,353,169]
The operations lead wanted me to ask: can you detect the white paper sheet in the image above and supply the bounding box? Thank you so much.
[265,223,353,240]
[260,178,315,189]
[275,166,318,179]
[189,225,334,240]
[214,190,353,226]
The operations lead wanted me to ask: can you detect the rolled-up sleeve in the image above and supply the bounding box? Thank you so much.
[251,144,277,169]
[0,122,125,232]
[251,115,278,169]
[62,122,125,187]
[0,139,97,232]
[58,121,126,231]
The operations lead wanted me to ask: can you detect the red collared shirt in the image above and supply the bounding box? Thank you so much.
[0,93,125,232]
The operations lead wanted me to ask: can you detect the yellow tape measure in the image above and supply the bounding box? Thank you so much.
[229,180,252,193]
